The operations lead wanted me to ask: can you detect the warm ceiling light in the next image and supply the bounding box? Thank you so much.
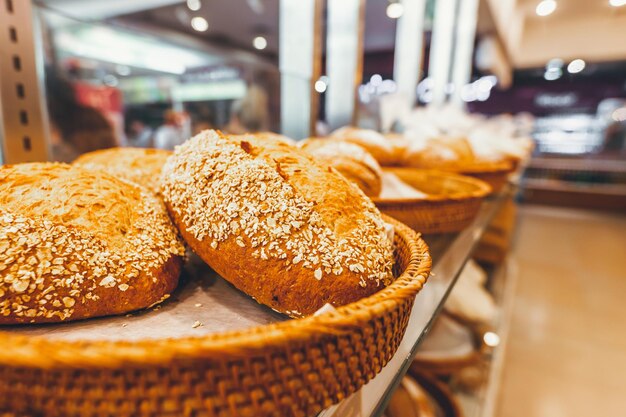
[314,79,327,93]
[610,0,626,7]
[253,36,267,50]
[483,332,500,347]
[536,0,557,16]
[386,2,404,19]
[187,0,201,11]
[567,59,586,74]
[191,16,209,32]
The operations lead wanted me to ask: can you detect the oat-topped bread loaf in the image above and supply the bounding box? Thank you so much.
[162,130,394,317]
[0,163,185,324]
[74,147,172,194]
[300,138,383,197]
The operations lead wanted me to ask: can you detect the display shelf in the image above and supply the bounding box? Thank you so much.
[452,257,518,417]
[528,157,626,174]
[319,187,513,417]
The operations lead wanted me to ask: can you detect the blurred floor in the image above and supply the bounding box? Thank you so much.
[496,205,626,417]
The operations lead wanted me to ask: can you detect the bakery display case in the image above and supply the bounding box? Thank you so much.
[1,0,624,416]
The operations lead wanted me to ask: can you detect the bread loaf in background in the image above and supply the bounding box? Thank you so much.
[300,138,383,197]
[0,163,186,324]
[330,126,402,166]
[161,130,394,317]
[74,147,172,194]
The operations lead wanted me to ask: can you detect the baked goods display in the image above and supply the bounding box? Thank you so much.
[324,107,533,197]
[330,126,403,166]
[374,168,491,234]
[444,260,496,325]
[161,130,394,317]
[300,138,383,197]
[383,372,463,417]
[74,147,172,194]
[379,171,430,200]
[411,314,480,375]
[0,163,186,324]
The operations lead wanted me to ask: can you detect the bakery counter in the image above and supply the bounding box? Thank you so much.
[319,186,513,417]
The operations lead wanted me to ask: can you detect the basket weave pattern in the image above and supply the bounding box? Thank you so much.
[375,169,491,234]
[0,217,430,417]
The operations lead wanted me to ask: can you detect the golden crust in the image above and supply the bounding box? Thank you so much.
[0,163,186,324]
[403,137,476,169]
[74,147,172,194]
[330,126,400,166]
[161,130,394,317]
[300,138,383,197]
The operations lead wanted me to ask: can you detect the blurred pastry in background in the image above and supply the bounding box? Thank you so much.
[330,126,400,166]
[403,136,475,169]
[379,172,429,200]
[444,259,496,325]
[300,138,383,197]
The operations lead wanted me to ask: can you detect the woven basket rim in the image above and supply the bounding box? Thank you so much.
[454,159,515,175]
[374,168,491,206]
[0,216,431,369]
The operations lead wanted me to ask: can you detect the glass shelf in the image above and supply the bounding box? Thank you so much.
[449,256,518,417]
[319,187,513,417]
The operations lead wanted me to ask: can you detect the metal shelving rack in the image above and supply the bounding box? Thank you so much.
[0,0,50,164]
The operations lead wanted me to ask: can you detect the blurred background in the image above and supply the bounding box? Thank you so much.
[1,0,622,210]
[0,1,625,417]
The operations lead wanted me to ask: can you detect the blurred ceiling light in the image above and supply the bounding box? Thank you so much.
[386,2,404,19]
[535,0,557,16]
[544,68,562,81]
[187,0,201,11]
[567,59,586,74]
[609,0,626,6]
[483,332,500,347]
[314,79,327,93]
[253,36,267,50]
[54,27,207,74]
[191,16,209,32]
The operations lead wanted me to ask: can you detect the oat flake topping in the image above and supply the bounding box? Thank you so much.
[161,130,394,286]
[0,163,185,321]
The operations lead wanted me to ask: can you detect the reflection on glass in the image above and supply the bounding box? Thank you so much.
[37,4,281,161]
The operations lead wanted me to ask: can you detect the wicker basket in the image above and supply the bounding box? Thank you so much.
[452,160,515,194]
[0,217,431,417]
[374,169,491,234]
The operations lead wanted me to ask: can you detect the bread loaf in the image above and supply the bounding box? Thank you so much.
[161,130,394,317]
[300,138,383,197]
[330,126,400,166]
[403,137,475,169]
[0,163,185,324]
[74,147,172,194]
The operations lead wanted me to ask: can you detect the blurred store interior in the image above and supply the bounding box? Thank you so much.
[0,0,625,416]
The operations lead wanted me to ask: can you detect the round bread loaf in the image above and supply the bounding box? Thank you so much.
[330,126,399,166]
[300,138,383,197]
[0,163,186,324]
[161,130,394,317]
[74,147,172,194]
[403,137,475,169]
